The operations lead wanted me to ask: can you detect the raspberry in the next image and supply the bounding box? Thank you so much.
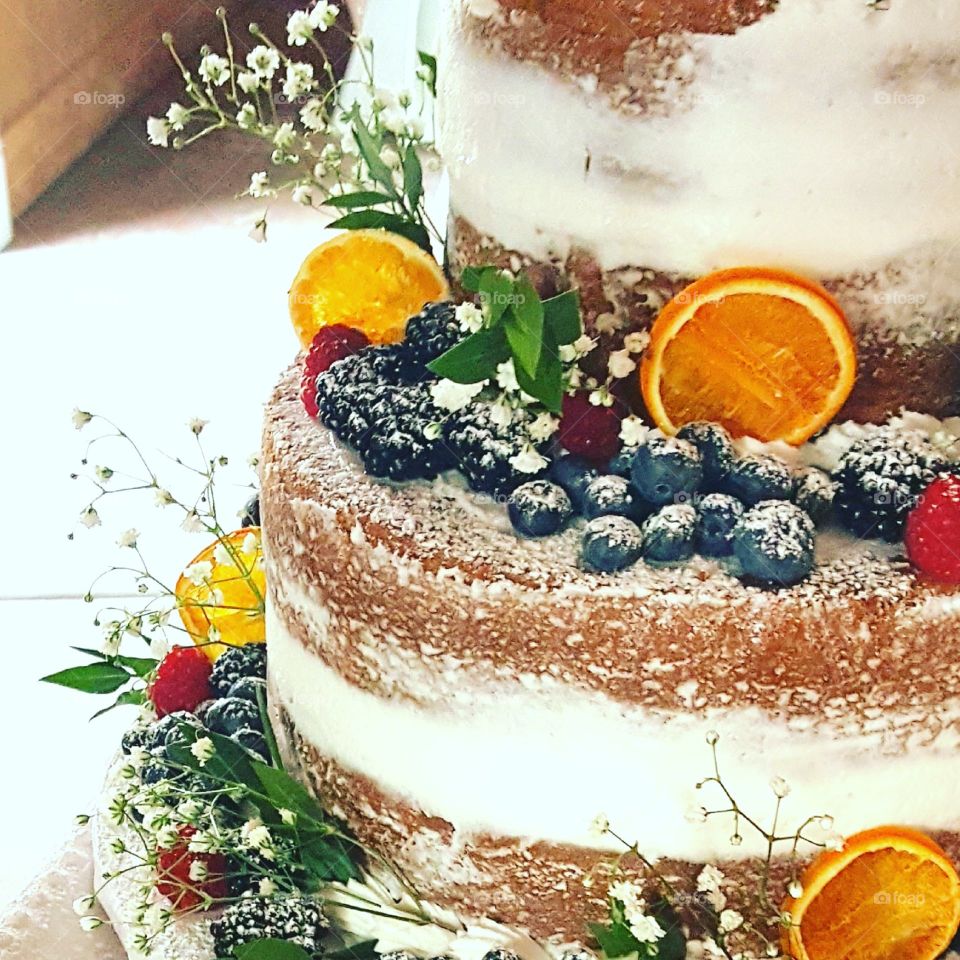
[148,646,213,718]
[300,325,370,417]
[905,474,960,584]
[156,826,228,911]
[557,392,623,463]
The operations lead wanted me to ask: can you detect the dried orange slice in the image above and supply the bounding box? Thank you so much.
[175,528,266,662]
[288,229,449,347]
[782,826,960,960]
[640,267,857,445]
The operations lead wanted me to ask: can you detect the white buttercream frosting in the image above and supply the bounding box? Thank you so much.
[267,601,960,863]
[439,0,960,338]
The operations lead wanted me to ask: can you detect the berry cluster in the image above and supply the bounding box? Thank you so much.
[211,896,328,958]
[513,422,833,587]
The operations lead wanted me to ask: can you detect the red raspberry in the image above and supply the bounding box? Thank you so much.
[300,324,370,417]
[557,391,624,463]
[156,826,228,911]
[905,474,960,584]
[148,646,213,718]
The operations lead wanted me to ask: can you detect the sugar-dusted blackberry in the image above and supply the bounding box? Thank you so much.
[205,697,262,737]
[143,711,203,752]
[231,727,271,762]
[447,403,548,496]
[833,428,950,542]
[227,676,267,703]
[481,949,521,960]
[380,951,420,960]
[793,466,837,525]
[141,747,174,786]
[121,724,149,755]
[403,301,461,365]
[211,896,328,958]
[369,343,425,385]
[210,644,267,697]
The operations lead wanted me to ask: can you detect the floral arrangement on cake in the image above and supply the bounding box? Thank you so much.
[45,3,960,960]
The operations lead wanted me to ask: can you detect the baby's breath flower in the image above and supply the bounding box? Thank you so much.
[379,145,401,170]
[309,1,339,30]
[278,808,297,825]
[355,33,373,51]
[258,877,277,896]
[770,776,791,799]
[607,349,636,379]
[80,506,101,529]
[456,302,483,333]
[237,71,260,95]
[188,859,209,882]
[146,116,170,147]
[73,895,96,915]
[787,879,804,899]
[620,416,649,448]
[248,172,270,200]
[246,45,280,81]
[187,830,217,853]
[528,412,559,442]
[589,385,614,407]
[166,102,189,131]
[496,359,520,393]
[154,487,175,507]
[236,103,258,130]
[199,53,230,87]
[286,9,313,44]
[190,736,216,767]
[292,184,313,206]
[300,98,326,132]
[207,624,222,644]
[79,917,103,932]
[719,909,744,933]
[624,330,650,354]
[188,417,208,435]
[510,445,549,475]
[416,63,435,86]
[213,542,232,565]
[184,560,213,585]
[242,532,258,556]
[489,398,514,428]
[95,465,114,482]
[273,122,297,150]
[406,118,426,140]
[117,528,139,549]
[282,62,316,99]
[72,408,93,430]
[588,813,609,837]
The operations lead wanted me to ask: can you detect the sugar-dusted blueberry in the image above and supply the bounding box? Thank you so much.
[548,455,599,512]
[204,697,262,737]
[144,711,202,751]
[582,475,647,523]
[724,454,793,506]
[607,446,637,479]
[695,493,745,557]
[677,421,735,487]
[508,480,573,538]
[642,504,697,563]
[631,434,703,507]
[792,466,837,525]
[733,500,816,587]
[581,516,644,573]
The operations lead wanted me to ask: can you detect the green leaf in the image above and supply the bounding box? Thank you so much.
[479,269,515,325]
[327,211,431,253]
[460,265,488,293]
[323,191,396,210]
[41,663,131,694]
[418,50,438,97]
[543,289,582,345]
[299,830,359,883]
[504,276,545,377]
[649,899,686,960]
[235,939,313,960]
[427,326,510,384]
[349,109,396,197]
[588,921,642,959]
[513,329,564,414]
[402,146,423,211]
[168,729,260,792]
[253,763,328,823]
[68,647,157,678]
[326,941,379,960]
[91,688,146,720]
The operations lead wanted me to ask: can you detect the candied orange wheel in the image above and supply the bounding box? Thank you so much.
[175,527,266,662]
[288,229,449,348]
[640,267,857,445]
[782,826,960,960]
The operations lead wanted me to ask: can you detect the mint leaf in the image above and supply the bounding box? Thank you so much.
[349,110,396,198]
[300,830,359,883]
[402,146,423,212]
[460,266,486,293]
[505,275,545,377]
[327,942,379,960]
[235,939,313,960]
[479,269,515,325]
[253,763,328,823]
[428,326,510,383]
[588,921,642,958]
[323,191,395,210]
[327,211,431,253]
[543,289,582,345]
[41,663,131,694]
[514,329,563,413]
[418,51,438,97]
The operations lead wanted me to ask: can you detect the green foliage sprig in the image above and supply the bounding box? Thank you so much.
[428,267,582,413]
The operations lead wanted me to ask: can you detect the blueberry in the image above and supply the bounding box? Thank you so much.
[581,516,644,573]
[205,697,262,737]
[724,454,793,506]
[792,466,837,525]
[631,435,703,506]
[508,480,573,537]
[607,447,636,479]
[581,475,647,523]
[143,711,201,751]
[548,455,599,512]
[240,494,260,528]
[733,501,816,587]
[677,422,735,488]
[231,727,271,763]
[695,493,745,557]
[642,505,697,563]
[227,676,268,703]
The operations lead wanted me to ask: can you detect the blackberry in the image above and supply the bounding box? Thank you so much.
[832,428,950,542]
[403,301,461,366]
[733,501,816,587]
[508,480,572,537]
[231,727,271,762]
[141,747,174,786]
[205,697,262,737]
[143,711,203,752]
[724,454,793,506]
[792,466,837,525]
[447,403,548,496]
[227,676,267,703]
[121,724,149,755]
[211,896,328,958]
[369,343,424,385]
[210,644,267,697]
[642,504,697,563]
[380,952,420,960]
[240,494,260,528]
[482,950,521,960]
